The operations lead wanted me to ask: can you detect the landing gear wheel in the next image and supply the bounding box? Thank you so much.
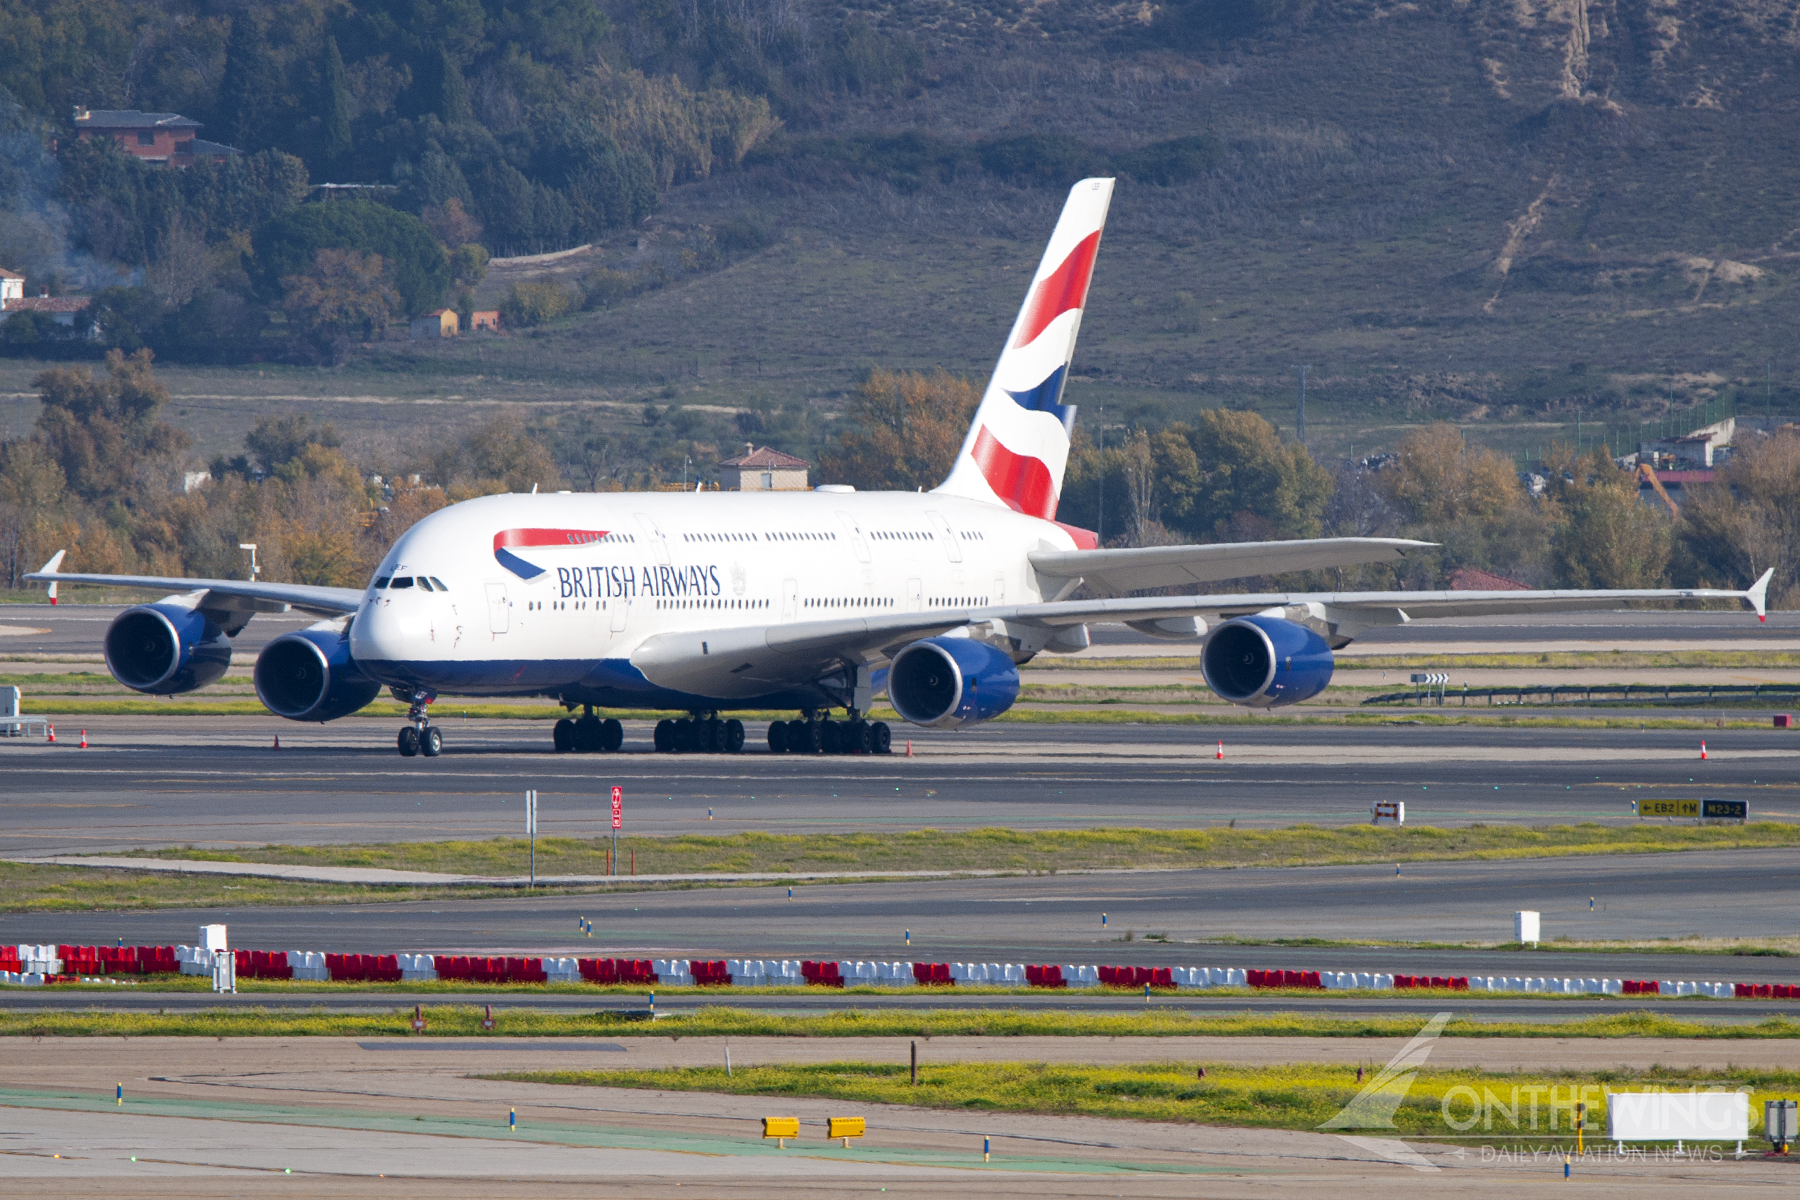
[767,720,788,753]
[708,717,728,754]
[553,718,575,753]
[673,718,695,753]
[725,719,745,753]
[849,720,874,755]
[820,719,841,755]
[654,719,675,753]
[600,718,623,752]
[420,726,443,757]
[574,714,603,753]
[796,721,823,755]
[872,721,892,754]
[397,726,421,757]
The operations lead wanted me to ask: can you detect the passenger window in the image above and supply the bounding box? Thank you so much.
[390,577,414,589]
[429,577,447,591]
[374,577,391,589]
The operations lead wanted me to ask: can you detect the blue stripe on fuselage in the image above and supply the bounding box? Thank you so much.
[355,656,828,712]
[494,546,545,580]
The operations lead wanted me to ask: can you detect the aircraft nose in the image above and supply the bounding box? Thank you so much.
[351,595,417,668]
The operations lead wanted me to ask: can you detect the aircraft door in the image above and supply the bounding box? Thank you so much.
[906,577,922,612]
[927,511,963,562]
[782,578,797,619]
[485,583,509,634]
[610,597,629,633]
[835,511,871,563]
[992,575,1006,604]
[635,513,671,565]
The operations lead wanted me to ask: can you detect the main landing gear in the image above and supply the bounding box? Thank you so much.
[767,711,892,755]
[653,713,746,754]
[395,690,441,758]
[553,706,624,754]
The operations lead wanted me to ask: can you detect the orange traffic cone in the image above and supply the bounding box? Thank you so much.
[79,729,87,748]
[1216,741,1224,760]
[273,735,280,750]
[906,740,913,757]
[46,724,54,743]
[1700,741,1708,761]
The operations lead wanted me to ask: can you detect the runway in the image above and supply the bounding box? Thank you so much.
[2,715,1796,853]
[6,849,1800,988]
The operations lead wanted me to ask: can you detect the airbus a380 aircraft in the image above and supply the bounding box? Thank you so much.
[32,178,1769,758]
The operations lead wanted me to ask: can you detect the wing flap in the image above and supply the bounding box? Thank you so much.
[1028,537,1431,591]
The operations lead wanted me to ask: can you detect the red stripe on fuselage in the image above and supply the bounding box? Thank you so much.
[971,426,1057,520]
[493,528,611,550]
[1012,231,1102,349]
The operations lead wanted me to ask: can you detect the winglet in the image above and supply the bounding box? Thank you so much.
[1749,567,1772,622]
[37,550,64,605]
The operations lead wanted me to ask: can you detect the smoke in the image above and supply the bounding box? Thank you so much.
[0,86,130,291]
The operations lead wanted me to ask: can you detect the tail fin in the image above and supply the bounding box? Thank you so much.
[934,177,1115,519]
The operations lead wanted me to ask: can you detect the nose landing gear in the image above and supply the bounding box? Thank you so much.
[396,690,440,758]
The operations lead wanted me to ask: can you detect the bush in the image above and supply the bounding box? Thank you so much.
[1114,135,1222,185]
[579,269,635,310]
[715,216,774,255]
[501,280,578,327]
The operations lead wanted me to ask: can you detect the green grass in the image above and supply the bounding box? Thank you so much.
[116,822,1800,880]
[3,1006,1796,1040]
[492,1059,1798,1142]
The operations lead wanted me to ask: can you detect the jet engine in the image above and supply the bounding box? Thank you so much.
[1199,616,1334,708]
[103,602,232,695]
[254,628,382,722]
[886,636,1020,729]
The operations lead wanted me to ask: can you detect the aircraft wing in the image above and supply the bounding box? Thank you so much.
[1028,537,1431,592]
[24,554,362,620]
[631,570,1772,697]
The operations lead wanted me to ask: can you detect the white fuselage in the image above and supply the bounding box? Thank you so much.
[349,490,1079,707]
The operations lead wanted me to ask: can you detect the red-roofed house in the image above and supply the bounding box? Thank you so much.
[72,107,237,166]
[718,444,810,491]
[1447,567,1529,591]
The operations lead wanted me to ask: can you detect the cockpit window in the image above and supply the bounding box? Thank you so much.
[389,577,414,589]
[429,577,447,591]
[373,577,391,589]
[415,576,433,590]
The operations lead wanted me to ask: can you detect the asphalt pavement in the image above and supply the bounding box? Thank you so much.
[6,849,1799,987]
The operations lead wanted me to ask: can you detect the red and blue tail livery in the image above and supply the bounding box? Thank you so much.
[936,178,1114,521]
[493,528,611,580]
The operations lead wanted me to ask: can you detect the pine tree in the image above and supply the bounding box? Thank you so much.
[319,37,352,169]
[438,50,470,123]
[216,11,278,150]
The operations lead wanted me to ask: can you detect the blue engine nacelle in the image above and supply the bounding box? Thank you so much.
[1200,616,1334,708]
[103,603,232,695]
[254,629,382,722]
[886,636,1020,729]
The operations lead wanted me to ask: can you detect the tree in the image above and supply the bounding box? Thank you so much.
[246,415,343,476]
[499,279,577,327]
[819,368,980,491]
[1546,446,1671,588]
[1676,430,1800,606]
[319,36,354,168]
[556,412,616,490]
[33,349,190,505]
[1378,423,1520,527]
[0,438,67,588]
[252,199,449,315]
[216,10,280,151]
[1164,409,1331,541]
[281,249,401,358]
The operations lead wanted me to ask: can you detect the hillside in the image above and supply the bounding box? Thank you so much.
[379,0,1800,461]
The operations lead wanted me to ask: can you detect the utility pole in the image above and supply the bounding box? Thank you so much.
[1292,365,1311,445]
[1095,406,1104,546]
